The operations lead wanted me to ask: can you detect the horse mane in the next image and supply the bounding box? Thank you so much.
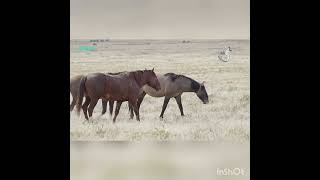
[164,72,200,91]
[107,71,128,75]
[129,70,144,86]
[164,73,182,81]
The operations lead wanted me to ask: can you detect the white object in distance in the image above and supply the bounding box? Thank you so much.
[218,46,232,62]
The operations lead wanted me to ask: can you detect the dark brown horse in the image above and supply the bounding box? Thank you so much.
[76,69,161,122]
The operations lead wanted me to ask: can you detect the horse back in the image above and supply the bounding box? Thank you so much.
[104,74,135,99]
[84,73,108,97]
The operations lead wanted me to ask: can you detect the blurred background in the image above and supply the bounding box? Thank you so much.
[71,0,249,40]
[71,142,249,180]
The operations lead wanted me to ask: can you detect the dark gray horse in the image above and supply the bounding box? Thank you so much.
[129,73,209,118]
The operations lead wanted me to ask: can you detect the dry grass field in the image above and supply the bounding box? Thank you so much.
[70,39,249,142]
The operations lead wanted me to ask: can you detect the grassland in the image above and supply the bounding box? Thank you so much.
[70,39,249,142]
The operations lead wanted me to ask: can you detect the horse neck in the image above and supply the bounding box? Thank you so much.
[139,78,148,87]
[180,76,199,93]
[131,71,146,87]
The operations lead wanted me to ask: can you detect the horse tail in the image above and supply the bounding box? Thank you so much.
[76,76,87,116]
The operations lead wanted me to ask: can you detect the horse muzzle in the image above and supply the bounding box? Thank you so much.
[203,100,209,104]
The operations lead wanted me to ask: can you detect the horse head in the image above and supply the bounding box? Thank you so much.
[143,68,161,91]
[196,81,209,104]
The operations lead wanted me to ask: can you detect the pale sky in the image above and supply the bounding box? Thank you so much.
[71,0,249,39]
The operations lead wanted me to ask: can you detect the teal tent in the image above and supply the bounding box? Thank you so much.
[79,45,97,51]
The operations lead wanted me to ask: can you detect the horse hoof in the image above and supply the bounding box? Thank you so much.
[92,120,98,124]
[88,117,95,123]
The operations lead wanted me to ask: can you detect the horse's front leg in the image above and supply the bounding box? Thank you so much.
[137,91,146,110]
[174,95,184,116]
[109,100,114,116]
[129,102,134,119]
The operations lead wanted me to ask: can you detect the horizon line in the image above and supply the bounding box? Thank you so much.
[70,38,250,41]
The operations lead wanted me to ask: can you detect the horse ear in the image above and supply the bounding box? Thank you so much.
[152,67,154,72]
[201,81,206,86]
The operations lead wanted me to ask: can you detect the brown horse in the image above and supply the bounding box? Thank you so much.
[76,69,161,122]
[128,73,209,118]
[71,72,132,117]
[70,75,114,115]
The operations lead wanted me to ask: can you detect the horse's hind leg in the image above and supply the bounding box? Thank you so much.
[113,101,122,123]
[82,97,91,120]
[101,100,107,115]
[174,95,184,116]
[133,106,140,121]
[70,96,76,111]
[160,97,171,118]
[88,97,99,120]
